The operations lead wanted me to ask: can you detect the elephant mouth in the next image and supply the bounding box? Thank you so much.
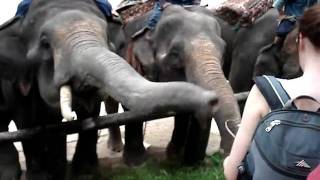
[71,78,100,95]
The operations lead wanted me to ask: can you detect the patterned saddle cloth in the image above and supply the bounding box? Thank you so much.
[215,0,274,27]
[15,0,113,18]
[116,0,157,25]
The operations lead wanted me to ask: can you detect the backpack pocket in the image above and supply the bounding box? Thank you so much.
[253,110,320,178]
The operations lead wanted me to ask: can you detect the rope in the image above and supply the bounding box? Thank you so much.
[143,122,148,140]
[225,119,237,138]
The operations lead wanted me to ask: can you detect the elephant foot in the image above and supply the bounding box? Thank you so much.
[72,154,98,176]
[166,141,183,161]
[123,148,148,167]
[107,136,124,152]
[0,165,21,180]
[0,142,22,180]
[70,174,95,180]
[25,171,49,180]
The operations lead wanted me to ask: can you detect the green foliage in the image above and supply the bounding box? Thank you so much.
[94,154,224,180]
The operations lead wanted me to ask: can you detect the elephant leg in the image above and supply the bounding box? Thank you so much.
[123,122,147,166]
[0,117,21,180]
[40,111,67,180]
[166,114,190,161]
[108,127,123,152]
[21,139,48,180]
[72,102,100,176]
[22,136,66,180]
[44,135,67,180]
[72,129,98,174]
[16,96,67,180]
[183,117,211,165]
[15,97,48,180]
[104,97,123,152]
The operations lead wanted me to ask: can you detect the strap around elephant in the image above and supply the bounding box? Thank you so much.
[254,75,290,110]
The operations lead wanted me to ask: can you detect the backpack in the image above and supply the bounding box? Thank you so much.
[238,75,320,180]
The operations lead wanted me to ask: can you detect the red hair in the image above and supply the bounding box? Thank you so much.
[299,4,320,48]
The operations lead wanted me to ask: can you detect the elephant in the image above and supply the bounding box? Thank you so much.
[254,27,302,79]
[118,5,241,165]
[222,8,279,93]
[0,0,218,179]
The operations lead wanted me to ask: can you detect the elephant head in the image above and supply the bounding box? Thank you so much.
[125,6,241,154]
[0,0,218,127]
[227,8,279,93]
[254,27,302,79]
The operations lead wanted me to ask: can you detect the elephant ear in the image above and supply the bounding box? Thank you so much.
[0,17,27,78]
[107,17,127,57]
[0,17,31,96]
[283,27,299,54]
[127,36,157,79]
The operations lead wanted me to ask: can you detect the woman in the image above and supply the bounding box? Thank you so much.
[224,4,320,180]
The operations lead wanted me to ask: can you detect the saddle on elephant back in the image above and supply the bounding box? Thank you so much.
[116,0,157,25]
[215,0,273,27]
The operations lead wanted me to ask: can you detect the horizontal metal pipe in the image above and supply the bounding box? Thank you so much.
[0,91,250,142]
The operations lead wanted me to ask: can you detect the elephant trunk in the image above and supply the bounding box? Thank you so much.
[88,47,218,128]
[187,36,241,152]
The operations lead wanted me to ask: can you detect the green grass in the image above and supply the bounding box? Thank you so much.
[94,154,224,180]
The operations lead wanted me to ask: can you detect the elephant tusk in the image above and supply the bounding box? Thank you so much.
[60,85,77,121]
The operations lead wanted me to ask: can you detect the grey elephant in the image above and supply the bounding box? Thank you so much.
[254,27,301,79]
[0,0,218,179]
[117,5,241,165]
[225,8,279,93]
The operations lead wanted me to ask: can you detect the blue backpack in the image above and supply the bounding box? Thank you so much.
[238,76,320,180]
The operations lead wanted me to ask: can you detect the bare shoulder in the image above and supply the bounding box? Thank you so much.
[243,85,270,119]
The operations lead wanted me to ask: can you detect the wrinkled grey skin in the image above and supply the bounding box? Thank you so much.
[121,5,241,164]
[0,0,218,179]
[214,16,238,78]
[254,28,301,79]
[227,8,279,93]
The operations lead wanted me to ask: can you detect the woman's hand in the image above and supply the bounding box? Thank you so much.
[223,156,239,180]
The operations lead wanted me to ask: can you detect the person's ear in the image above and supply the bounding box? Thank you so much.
[298,33,304,51]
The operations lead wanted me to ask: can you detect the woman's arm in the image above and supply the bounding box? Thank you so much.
[223,85,269,180]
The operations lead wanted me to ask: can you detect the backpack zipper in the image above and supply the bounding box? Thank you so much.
[265,120,281,132]
[265,119,320,133]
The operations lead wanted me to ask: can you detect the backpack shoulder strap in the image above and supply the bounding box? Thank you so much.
[254,75,290,110]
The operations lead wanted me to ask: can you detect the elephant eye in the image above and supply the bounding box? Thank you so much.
[40,35,50,49]
[168,49,180,60]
